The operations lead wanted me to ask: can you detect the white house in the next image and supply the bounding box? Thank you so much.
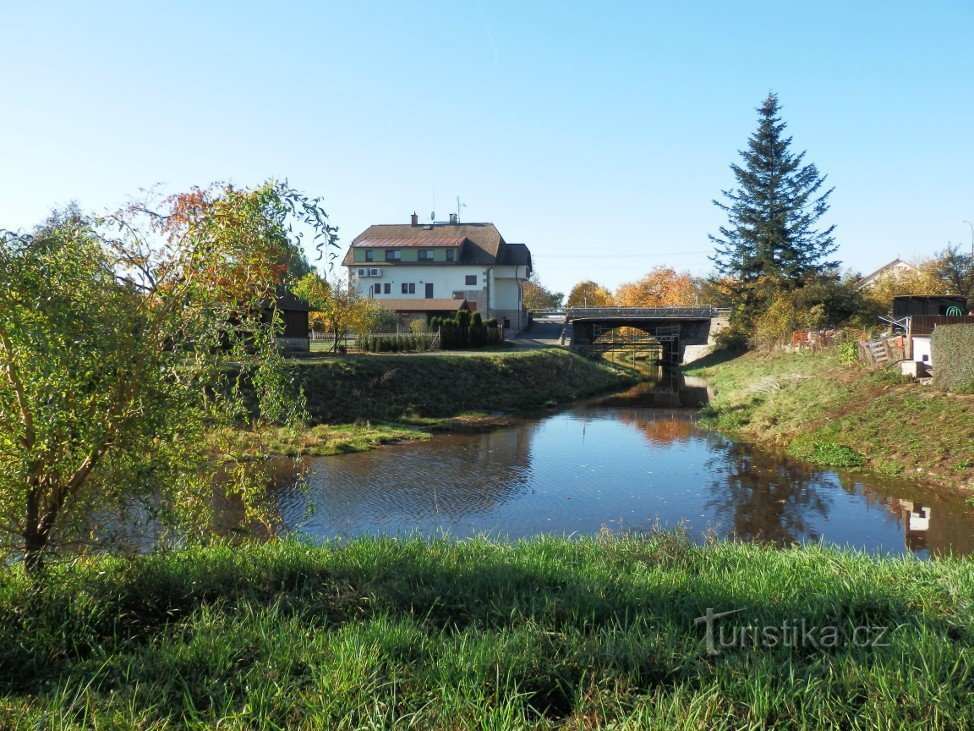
[343,213,532,331]
[855,258,918,289]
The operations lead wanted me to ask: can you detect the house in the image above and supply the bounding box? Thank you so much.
[855,258,918,289]
[343,213,532,332]
[376,298,471,330]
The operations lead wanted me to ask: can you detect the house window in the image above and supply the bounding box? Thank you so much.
[401,283,416,294]
[418,250,433,261]
[446,249,455,262]
[383,283,391,294]
[371,284,380,296]
[385,249,401,262]
[364,249,374,262]
[465,275,477,286]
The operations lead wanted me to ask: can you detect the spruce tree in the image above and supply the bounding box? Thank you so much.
[710,93,837,322]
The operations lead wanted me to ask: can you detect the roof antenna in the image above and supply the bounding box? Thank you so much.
[431,185,436,222]
[456,195,466,223]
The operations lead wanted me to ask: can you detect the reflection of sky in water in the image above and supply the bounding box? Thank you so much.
[273,381,974,557]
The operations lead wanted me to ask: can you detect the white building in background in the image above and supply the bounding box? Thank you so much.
[855,258,919,289]
[343,213,532,331]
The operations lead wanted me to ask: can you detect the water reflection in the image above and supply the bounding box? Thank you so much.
[704,442,832,546]
[261,374,974,557]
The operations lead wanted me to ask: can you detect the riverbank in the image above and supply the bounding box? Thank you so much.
[685,349,974,490]
[220,349,636,458]
[2,535,971,729]
[291,348,636,423]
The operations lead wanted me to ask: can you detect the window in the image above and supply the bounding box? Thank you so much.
[446,249,456,262]
[401,283,415,294]
[364,249,374,262]
[385,249,401,262]
[418,249,433,261]
[371,284,380,296]
[465,275,477,286]
[383,283,391,294]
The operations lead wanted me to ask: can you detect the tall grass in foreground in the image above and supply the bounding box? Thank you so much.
[0,534,972,729]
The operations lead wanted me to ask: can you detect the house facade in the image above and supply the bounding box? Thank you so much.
[343,214,532,332]
[855,258,918,289]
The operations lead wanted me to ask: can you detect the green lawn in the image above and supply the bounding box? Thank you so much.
[1,536,971,729]
[686,349,974,489]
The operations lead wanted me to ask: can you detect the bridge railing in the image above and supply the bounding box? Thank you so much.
[566,306,724,320]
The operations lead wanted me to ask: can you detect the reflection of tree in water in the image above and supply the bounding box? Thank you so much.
[613,409,696,446]
[705,441,833,546]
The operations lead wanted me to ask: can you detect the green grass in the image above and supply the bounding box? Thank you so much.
[218,350,634,459]
[209,422,431,459]
[1,535,972,729]
[287,348,637,424]
[686,349,974,489]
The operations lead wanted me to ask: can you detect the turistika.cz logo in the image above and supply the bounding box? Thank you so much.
[694,607,892,656]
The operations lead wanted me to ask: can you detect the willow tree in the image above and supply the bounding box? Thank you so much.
[710,93,838,324]
[0,182,337,574]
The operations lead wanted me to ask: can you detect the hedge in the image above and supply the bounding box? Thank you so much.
[931,323,974,392]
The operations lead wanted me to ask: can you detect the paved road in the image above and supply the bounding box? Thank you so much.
[509,315,568,349]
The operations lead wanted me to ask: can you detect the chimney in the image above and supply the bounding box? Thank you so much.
[449,213,458,224]
[410,211,419,226]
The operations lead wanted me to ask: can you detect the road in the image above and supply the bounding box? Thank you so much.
[509,315,568,349]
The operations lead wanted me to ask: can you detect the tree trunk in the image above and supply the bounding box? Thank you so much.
[23,487,46,577]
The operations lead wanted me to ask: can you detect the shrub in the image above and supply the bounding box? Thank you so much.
[456,310,471,328]
[485,317,498,328]
[932,324,974,392]
[471,312,483,327]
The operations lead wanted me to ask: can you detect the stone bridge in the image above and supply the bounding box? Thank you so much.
[566,306,730,364]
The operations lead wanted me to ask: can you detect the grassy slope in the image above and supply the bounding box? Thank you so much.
[290,348,635,424]
[686,350,974,490]
[218,349,634,458]
[1,536,972,729]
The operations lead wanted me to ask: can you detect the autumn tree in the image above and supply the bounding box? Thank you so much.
[565,281,614,308]
[0,181,337,574]
[710,93,838,324]
[522,277,564,310]
[293,273,381,351]
[931,243,974,302]
[615,267,697,307]
[860,260,943,313]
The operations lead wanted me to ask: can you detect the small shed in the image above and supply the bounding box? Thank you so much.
[892,295,968,319]
[263,288,311,351]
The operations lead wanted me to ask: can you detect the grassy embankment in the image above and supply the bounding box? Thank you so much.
[218,349,635,459]
[685,349,974,490]
[2,535,972,729]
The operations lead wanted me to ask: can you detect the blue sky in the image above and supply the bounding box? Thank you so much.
[3,1,973,295]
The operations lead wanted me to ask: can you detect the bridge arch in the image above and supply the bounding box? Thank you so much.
[566,307,729,364]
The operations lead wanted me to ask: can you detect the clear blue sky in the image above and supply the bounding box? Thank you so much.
[3,1,973,295]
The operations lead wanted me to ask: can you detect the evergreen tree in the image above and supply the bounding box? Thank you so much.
[710,93,837,322]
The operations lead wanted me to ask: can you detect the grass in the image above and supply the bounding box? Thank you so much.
[0,535,972,729]
[686,349,974,489]
[219,349,635,459]
[286,348,637,424]
[209,422,431,459]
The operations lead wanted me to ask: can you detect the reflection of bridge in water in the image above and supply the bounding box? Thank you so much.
[566,307,730,364]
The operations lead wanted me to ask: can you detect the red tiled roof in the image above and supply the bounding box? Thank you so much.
[355,236,466,248]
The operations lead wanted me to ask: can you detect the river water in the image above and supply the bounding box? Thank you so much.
[263,374,974,558]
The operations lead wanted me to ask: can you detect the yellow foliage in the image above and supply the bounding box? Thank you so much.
[615,267,697,307]
[565,281,615,308]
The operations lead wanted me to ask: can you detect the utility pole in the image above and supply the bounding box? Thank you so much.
[963,220,974,259]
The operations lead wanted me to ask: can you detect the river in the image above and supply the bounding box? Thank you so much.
[258,373,974,558]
